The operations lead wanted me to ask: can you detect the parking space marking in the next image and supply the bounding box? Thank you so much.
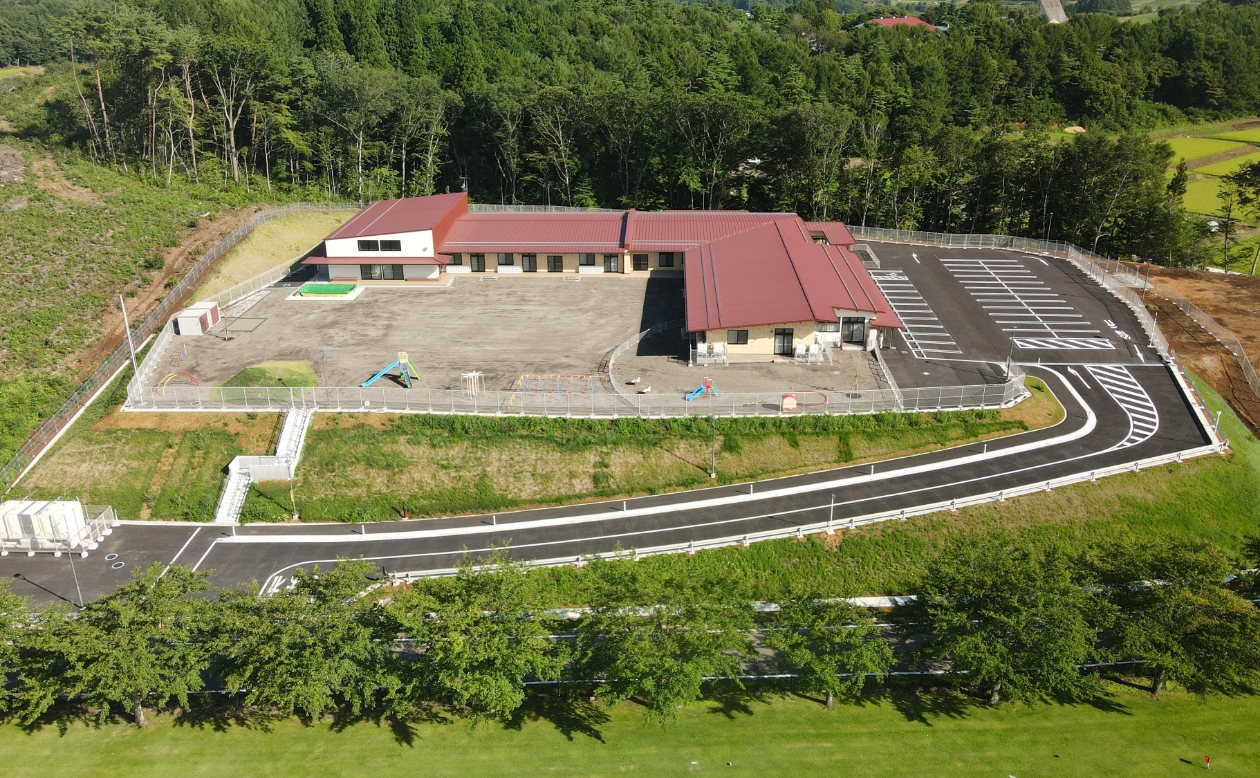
[869,269,962,358]
[1087,365,1159,449]
[942,258,1114,350]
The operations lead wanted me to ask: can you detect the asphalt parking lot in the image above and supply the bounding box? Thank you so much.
[864,242,1161,388]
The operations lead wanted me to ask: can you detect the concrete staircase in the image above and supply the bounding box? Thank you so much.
[213,409,314,525]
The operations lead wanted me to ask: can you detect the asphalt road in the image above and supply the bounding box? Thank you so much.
[2,247,1219,605]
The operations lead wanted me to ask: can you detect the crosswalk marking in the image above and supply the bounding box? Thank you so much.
[1014,337,1115,350]
[1087,365,1159,449]
[869,269,962,358]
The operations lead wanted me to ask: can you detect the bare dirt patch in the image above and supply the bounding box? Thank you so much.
[0,143,24,184]
[1146,266,1260,367]
[30,151,101,204]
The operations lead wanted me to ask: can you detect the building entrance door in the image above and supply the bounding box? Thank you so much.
[603,254,619,272]
[774,328,794,357]
[842,317,866,345]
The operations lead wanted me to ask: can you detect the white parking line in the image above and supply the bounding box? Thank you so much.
[869,269,962,357]
[943,258,1114,349]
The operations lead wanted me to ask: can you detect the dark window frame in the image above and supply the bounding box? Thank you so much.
[379,239,402,252]
[357,239,380,252]
[603,254,620,272]
[470,253,486,272]
[727,329,749,345]
[579,253,596,266]
[498,252,515,266]
[658,252,675,268]
[448,253,463,266]
[547,255,564,272]
[841,317,866,344]
[522,253,537,272]
[633,253,649,271]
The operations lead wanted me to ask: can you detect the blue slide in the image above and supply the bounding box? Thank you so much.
[685,385,706,402]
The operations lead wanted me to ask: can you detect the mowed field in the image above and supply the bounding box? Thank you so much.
[1153,118,1260,217]
[0,685,1255,777]
[193,210,354,299]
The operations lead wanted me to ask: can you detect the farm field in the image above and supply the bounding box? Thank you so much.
[1163,136,1245,164]
[1213,129,1260,144]
[0,684,1255,777]
[1182,176,1225,215]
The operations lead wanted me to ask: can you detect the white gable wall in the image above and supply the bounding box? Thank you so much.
[325,229,434,258]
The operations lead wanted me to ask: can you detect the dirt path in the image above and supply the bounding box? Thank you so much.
[1186,144,1259,170]
[69,204,261,378]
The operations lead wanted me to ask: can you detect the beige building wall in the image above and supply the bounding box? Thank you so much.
[705,321,821,355]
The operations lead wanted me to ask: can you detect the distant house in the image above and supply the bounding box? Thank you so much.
[866,16,942,30]
[305,194,902,357]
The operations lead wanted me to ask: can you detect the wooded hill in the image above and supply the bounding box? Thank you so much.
[2,0,1260,263]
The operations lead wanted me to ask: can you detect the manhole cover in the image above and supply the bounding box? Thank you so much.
[111,562,125,570]
[105,553,118,560]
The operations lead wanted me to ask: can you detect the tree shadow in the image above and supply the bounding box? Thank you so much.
[876,686,974,725]
[326,703,451,744]
[501,692,609,742]
[172,698,287,733]
[703,685,773,720]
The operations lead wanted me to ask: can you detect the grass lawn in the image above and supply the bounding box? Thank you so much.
[1212,129,1260,144]
[1164,136,1245,165]
[219,360,319,388]
[244,382,1059,523]
[1,684,1256,777]
[15,362,282,519]
[1194,150,1260,177]
[193,211,354,299]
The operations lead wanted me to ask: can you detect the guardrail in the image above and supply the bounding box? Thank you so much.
[849,227,1170,358]
[124,380,1025,417]
[392,441,1226,579]
[2,202,356,491]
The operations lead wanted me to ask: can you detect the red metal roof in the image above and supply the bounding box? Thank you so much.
[301,256,448,266]
[685,220,901,333]
[439,211,626,255]
[804,221,856,247]
[326,192,468,239]
[628,211,797,252]
[869,16,935,28]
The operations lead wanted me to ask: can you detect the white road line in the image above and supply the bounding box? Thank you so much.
[869,269,962,358]
[1087,365,1159,450]
[161,527,202,577]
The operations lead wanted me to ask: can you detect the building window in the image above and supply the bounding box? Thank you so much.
[774,328,794,357]
[498,252,514,266]
[359,264,405,280]
[633,254,649,271]
[357,240,380,252]
[727,329,748,345]
[603,254,620,272]
[548,255,564,272]
[816,322,840,332]
[522,253,537,272]
[470,253,486,272]
[579,253,595,266]
[842,317,866,344]
[658,252,675,268]
[448,253,463,266]
[380,239,402,252]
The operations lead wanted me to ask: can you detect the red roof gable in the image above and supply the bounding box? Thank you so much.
[628,211,797,252]
[804,221,856,247]
[869,16,935,28]
[326,192,468,240]
[684,220,901,333]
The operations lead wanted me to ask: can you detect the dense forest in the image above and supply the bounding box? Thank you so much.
[3,0,1260,258]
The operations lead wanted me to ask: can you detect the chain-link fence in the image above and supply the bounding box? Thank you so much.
[124,379,1025,417]
[848,227,1171,357]
[1155,284,1260,398]
[2,202,357,491]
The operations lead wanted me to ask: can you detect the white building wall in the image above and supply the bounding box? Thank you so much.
[325,229,435,258]
[403,265,440,280]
